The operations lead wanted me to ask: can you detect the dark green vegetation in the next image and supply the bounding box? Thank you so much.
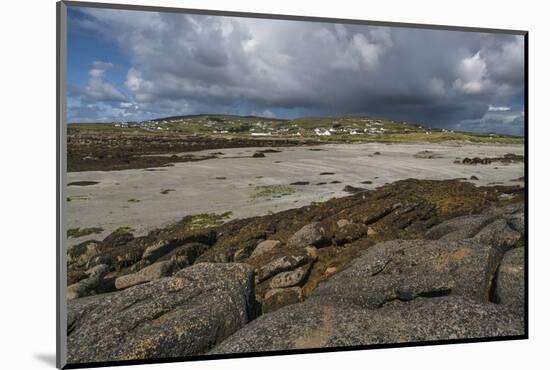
[112,226,135,233]
[252,185,296,200]
[67,227,103,238]
[165,211,234,232]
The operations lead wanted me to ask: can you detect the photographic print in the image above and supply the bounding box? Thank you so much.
[59,1,526,367]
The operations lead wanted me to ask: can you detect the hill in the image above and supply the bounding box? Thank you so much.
[69,114,523,145]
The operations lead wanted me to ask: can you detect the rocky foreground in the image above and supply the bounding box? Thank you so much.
[66,179,525,364]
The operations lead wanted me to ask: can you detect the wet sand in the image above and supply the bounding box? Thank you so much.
[67,142,524,244]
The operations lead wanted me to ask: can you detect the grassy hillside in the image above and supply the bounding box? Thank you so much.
[69,115,523,144]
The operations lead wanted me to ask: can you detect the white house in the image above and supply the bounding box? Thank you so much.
[314,128,331,136]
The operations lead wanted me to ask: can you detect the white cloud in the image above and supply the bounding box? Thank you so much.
[452,36,524,98]
[89,61,113,78]
[352,33,386,69]
[85,79,126,102]
[84,61,127,102]
[453,52,489,95]
[488,105,511,112]
[458,52,486,82]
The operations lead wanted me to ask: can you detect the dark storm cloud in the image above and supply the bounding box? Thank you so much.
[68,7,525,135]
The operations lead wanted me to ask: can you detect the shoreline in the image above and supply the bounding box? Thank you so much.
[66,141,524,246]
[67,128,524,172]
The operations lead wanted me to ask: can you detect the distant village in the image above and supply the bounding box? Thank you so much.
[111,116,453,137]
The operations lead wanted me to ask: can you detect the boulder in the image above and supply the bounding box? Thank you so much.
[67,264,109,300]
[287,222,329,248]
[91,234,159,271]
[114,260,176,290]
[227,238,268,263]
[505,212,525,236]
[487,202,524,216]
[262,287,303,314]
[269,263,311,289]
[128,259,151,272]
[332,223,368,245]
[256,255,308,283]
[211,226,525,354]
[250,240,281,259]
[494,247,525,316]
[157,242,209,268]
[472,219,521,250]
[160,228,217,248]
[312,238,506,307]
[425,206,523,248]
[67,263,256,364]
[141,240,173,262]
[67,241,102,270]
[102,230,134,248]
[195,226,259,264]
[426,213,495,241]
[233,247,248,262]
[211,295,522,354]
[67,270,88,286]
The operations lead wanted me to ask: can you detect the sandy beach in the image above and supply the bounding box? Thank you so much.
[67,141,524,244]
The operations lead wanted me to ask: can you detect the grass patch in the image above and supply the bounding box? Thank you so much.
[187,212,233,230]
[167,211,233,231]
[252,185,296,200]
[67,227,103,238]
[113,226,135,233]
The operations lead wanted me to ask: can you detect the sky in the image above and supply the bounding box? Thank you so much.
[67,6,525,135]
